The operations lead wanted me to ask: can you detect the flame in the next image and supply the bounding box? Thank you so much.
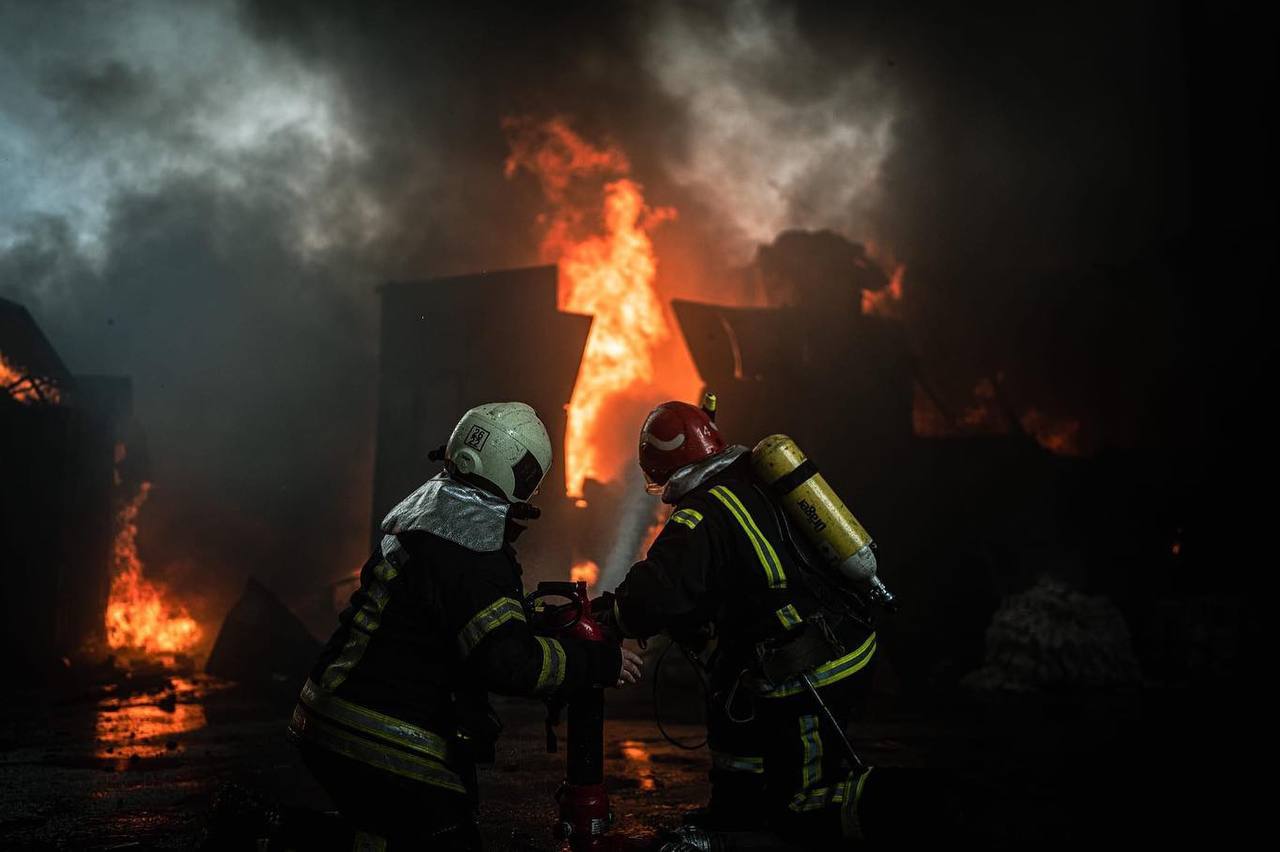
[860,241,905,319]
[505,117,699,497]
[861,262,905,318]
[106,483,202,656]
[1,351,61,405]
[1019,409,1083,456]
[570,558,600,588]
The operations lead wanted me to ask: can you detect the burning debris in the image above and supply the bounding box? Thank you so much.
[106,480,202,660]
[1,350,62,405]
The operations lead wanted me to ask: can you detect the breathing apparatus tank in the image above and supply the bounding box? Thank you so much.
[751,434,897,610]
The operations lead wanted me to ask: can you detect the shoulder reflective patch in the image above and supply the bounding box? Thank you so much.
[709,485,786,588]
[775,603,802,630]
[458,597,527,658]
[534,636,567,695]
[669,507,704,530]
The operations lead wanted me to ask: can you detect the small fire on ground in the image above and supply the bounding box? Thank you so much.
[106,481,202,659]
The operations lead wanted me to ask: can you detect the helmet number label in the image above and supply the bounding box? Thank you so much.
[465,425,490,451]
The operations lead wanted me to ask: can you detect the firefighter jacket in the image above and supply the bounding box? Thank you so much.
[289,528,622,794]
[613,454,876,696]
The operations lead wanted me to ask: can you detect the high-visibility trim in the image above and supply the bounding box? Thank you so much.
[669,508,704,530]
[711,750,765,774]
[534,636,567,695]
[841,767,875,840]
[798,714,823,791]
[789,782,845,812]
[288,704,466,794]
[320,558,399,690]
[457,596,527,657]
[299,679,451,763]
[776,603,803,630]
[789,772,860,814]
[709,485,786,588]
[760,633,877,698]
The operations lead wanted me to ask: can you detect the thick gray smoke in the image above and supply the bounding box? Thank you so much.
[646,0,898,262]
[1,0,1212,629]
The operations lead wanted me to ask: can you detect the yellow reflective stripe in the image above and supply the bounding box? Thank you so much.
[288,704,466,794]
[320,558,399,690]
[790,776,856,813]
[711,750,764,774]
[299,679,451,762]
[776,603,802,630]
[669,508,704,530]
[710,486,785,588]
[799,714,823,790]
[760,632,877,698]
[534,636,567,695]
[841,767,875,839]
[458,596,527,657]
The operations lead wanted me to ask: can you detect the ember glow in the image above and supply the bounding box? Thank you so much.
[862,262,905,318]
[1,351,61,405]
[106,483,202,657]
[504,117,699,497]
[1020,409,1083,456]
[570,558,600,588]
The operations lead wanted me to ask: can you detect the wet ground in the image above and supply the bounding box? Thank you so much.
[0,668,1254,850]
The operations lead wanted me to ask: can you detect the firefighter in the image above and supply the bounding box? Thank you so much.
[289,402,643,851]
[608,399,886,847]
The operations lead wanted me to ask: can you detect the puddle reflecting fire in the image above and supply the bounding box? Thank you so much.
[94,676,226,764]
[619,739,656,791]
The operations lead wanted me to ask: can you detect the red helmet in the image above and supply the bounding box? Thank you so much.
[638,400,726,493]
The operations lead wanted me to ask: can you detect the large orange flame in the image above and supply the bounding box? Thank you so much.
[505,117,697,496]
[106,482,202,656]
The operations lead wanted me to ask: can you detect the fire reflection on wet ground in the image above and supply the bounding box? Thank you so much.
[618,738,657,791]
[93,676,228,767]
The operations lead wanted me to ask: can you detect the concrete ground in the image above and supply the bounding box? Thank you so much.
[0,668,1253,850]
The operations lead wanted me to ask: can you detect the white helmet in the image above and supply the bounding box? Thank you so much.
[445,402,553,504]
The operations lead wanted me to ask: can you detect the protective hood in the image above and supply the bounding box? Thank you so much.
[661,445,748,504]
[380,472,510,553]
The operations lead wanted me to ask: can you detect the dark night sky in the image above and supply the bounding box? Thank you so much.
[0,1,1271,626]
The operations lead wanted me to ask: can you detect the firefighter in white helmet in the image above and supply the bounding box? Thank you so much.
[290,402,643,850]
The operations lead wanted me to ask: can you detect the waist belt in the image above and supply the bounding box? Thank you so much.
[288,678,465,794]
[755,631,877,699]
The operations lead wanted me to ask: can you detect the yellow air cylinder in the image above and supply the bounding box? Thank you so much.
[751,434,895,608]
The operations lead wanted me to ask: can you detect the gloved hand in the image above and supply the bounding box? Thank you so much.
[614,647,644,687]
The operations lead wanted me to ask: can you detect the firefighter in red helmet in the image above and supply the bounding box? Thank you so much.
[609,395,889,847]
